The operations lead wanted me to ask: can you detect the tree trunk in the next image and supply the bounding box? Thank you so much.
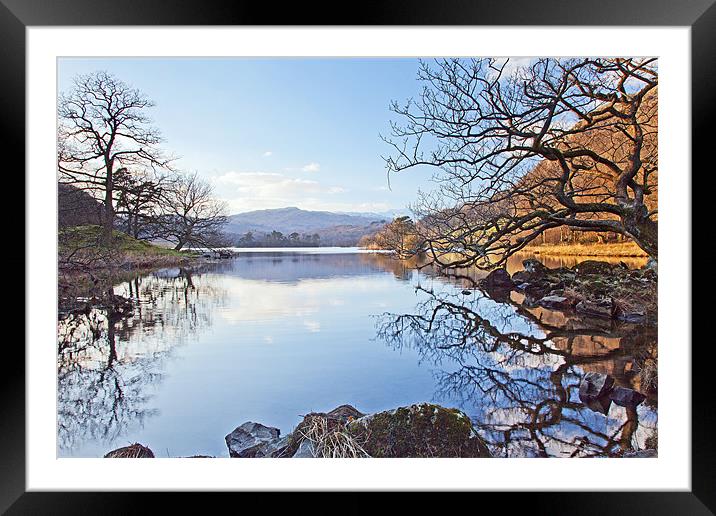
[103,164,114,247]
[624,216,658,260]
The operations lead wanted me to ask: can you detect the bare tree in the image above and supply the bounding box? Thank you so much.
[161,172,229,250]
[384,58,658,269]
[58,71,172,244]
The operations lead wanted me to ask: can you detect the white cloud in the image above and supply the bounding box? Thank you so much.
[215,170,355,213]
[301,162,320,173]
[303,320,321,333]
[262,151,273,157]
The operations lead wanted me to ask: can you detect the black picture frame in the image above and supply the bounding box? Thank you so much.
[4,0,708,512]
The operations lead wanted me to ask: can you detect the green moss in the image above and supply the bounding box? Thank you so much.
[59,225,191,257]
[346,403,491,458]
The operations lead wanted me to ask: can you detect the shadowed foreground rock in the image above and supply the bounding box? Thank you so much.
[481,268,514,290]
[104,443,155,458]
[347,403,491,458]
[225,403,491,458]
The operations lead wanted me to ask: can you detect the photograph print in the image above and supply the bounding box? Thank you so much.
[56,57,658,459]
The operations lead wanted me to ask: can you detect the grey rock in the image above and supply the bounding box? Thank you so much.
[538,295,575,310]
[225,421,281,458]
[292,439,316,458]
[522,259,546,274]
[576,298,615,319]
[609,386,647,408]
[616,306,646,323]
[579,372,615,401]
[264,435,291,458]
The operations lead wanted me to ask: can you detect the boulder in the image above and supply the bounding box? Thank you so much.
[264,435,291,458]
[292,439,316,458]
[510,270,532,284]
[550,267,576,280]
[579,372,615,401]
[326,404,365,422]
[615,305,646,323]
[519,280,553,299]
[576,298,615,319]
[347,403,491,458]
[573,260,616,276]
[522,259,547,274]
[537,295,576,310]
[225,422,281,458]
[609,386,647,408]
[482,268,514,290]
[104,443,155,458]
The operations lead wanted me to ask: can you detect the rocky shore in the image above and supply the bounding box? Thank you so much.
[104,403,492,459]
[225,403,491,458]
[481,258,657,325]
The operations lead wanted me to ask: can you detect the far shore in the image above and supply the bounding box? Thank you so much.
[522,241,648,258]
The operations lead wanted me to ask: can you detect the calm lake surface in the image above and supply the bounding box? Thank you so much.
[57,248,656,458]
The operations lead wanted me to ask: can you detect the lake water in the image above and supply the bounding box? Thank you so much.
[57,248,656,458]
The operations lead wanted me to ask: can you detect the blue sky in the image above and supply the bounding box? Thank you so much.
[58,58,438,215]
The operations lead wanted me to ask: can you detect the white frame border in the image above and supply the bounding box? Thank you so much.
[27,26,691,491]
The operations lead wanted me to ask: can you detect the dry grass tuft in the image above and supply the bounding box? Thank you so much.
[297,415,370,458]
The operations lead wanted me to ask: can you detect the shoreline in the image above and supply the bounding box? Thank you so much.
[522,241,648,258]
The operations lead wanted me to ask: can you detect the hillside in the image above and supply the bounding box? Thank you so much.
[58,183,103,228]
[225,207,391,246]
[517,87,658,246]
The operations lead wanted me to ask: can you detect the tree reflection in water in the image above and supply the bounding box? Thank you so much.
[57,268,227,453]
[375,283,657,458]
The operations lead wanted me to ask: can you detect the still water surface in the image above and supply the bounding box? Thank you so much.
[57,248,655,457]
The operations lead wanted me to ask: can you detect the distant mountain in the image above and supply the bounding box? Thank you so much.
[226,207,390,234]
[338,208,413,219]
[224,207,393,246]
